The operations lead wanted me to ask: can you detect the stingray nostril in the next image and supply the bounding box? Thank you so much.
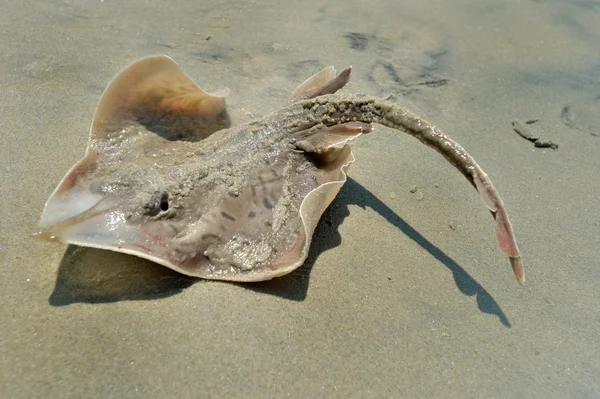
[160,194,169,211]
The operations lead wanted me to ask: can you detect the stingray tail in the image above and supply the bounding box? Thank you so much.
[373,101,525,284]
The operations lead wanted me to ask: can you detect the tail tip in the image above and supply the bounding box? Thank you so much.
[510,256,525,285]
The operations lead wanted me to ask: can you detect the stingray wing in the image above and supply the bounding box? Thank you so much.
[37,55,230,241]
[169,122,373,281]
[91,55,229,146]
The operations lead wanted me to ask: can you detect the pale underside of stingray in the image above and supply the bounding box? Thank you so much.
[35,55,525,284]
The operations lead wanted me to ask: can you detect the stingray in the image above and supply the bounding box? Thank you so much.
[35,56,525,284]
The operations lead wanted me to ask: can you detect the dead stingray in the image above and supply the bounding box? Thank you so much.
[35,55,524,284]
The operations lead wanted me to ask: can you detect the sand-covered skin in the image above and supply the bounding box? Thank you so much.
[1,0,599,397]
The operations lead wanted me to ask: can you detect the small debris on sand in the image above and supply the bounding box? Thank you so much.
[512,119,559,150]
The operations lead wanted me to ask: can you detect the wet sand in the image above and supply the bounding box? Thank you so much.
[1,0,599,397]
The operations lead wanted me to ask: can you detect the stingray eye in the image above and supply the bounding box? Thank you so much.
[142,193,169,216]
[159,194,169,211]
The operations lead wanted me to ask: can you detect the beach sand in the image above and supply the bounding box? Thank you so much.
[1,0,599,397]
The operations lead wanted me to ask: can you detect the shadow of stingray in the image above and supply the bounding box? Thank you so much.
[48,177,510,327]
[248,177,511,327]
[49,245,197,306]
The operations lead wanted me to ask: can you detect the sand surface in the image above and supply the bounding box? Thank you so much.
[1,0,599,397]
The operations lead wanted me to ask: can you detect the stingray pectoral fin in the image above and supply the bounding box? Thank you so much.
[298,147,354,245]
[35,150,148,251]
[90,55,228,145]
[267,145,356,281]
[269,123,371,278]
[35,184,126,244]
[35,183,176,267]
[36,151,101,233]
[180,123,371,282]
[290,66,352,101]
